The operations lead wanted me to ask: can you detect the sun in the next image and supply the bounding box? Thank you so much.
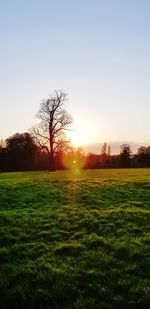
[70,127,88,147]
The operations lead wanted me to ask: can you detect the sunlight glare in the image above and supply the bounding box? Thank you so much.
[70,127,88,147]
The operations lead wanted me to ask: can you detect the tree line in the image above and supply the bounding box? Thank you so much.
[0,90,150,172]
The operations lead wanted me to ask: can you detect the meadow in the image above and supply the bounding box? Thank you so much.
[0,169,150,309]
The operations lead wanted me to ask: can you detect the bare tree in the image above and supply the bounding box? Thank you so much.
[32,90,73,170]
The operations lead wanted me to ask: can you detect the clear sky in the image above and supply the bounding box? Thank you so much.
[0,0,150,144]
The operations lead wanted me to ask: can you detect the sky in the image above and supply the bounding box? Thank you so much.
[0,0,150,145]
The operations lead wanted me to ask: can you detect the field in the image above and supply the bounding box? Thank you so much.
[0,169,150,309]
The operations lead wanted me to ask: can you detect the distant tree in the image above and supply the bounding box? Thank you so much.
[101,142,108,167]
[101,143,107,156]
[35,148,50,170]
[119,144,131,168]
[55,138,72,169]
[76,147,86,169]
[84,153,100,169]
[0,141,8,171]
[32,90,72,171]
[108,145,111,157]
[6,132,37,170]
[136,146,150,167]
[107,144,111,167]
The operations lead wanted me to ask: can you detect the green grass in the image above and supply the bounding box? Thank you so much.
[0,169,150,309]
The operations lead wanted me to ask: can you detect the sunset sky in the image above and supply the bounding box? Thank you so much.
[0,0,150,145]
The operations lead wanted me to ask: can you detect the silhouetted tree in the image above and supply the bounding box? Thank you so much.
[35,148,50,170]
[101,142,108,167]
[75,147,86,169]
[119,144,131,168]
[84,153,100,169]
[55,138,72,169]
[107,144,111,167]
[108,145,111,157]
[6,132,37,171]
[32,90,72,171]
[0,144,8,171]
[136,146,150,167]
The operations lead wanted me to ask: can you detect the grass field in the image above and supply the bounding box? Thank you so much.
[0,169,150,309]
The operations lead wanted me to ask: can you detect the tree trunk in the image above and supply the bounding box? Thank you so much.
[49,136,55,171]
